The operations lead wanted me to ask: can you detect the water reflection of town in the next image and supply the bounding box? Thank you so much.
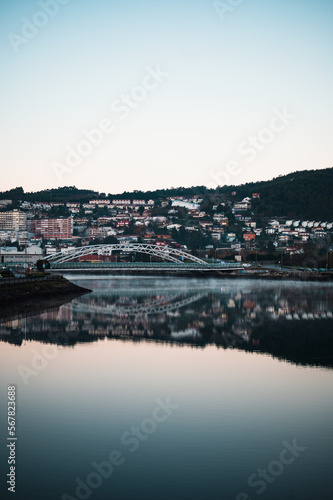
[1,279,333,368]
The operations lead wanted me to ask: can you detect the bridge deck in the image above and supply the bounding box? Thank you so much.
[50,262,244,271]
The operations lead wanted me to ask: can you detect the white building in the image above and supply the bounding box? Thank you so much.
[171,200,200,210]
[0,245,43,265]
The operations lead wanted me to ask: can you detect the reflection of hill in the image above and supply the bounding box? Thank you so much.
[1,279,333,369]
[248,320,333,369]
[0,326,97,347]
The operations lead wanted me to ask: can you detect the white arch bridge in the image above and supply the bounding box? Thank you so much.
[45,243,244,272]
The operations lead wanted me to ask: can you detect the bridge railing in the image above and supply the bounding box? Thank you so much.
[50,261,243,269]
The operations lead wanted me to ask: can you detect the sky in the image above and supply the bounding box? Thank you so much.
[0,0,332,194]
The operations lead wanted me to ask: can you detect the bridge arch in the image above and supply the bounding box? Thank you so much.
[45,243,208,265]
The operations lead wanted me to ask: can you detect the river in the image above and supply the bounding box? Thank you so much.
[1,276,333,500]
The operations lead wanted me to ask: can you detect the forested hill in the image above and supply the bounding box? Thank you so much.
[218,167,333,220]
[0,167,332,220]
[0,186,99,203]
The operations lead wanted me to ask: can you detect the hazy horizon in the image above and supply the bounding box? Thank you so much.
[1,166,332,196]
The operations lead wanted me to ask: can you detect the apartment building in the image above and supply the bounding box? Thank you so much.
[0,209,27,231]
[28,217,73,239]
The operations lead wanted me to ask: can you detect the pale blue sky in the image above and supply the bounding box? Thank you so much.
[1,0,332,193]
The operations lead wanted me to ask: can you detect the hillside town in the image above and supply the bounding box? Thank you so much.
[0,189,332,269]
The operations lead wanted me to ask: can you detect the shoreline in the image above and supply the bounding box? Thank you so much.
[0,276,92,313]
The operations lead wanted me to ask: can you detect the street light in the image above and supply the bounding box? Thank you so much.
[327,246,333,270]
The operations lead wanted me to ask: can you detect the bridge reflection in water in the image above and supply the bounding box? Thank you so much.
[1,278,333,369]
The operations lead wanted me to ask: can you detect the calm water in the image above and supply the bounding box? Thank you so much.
[1,277,333,500]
